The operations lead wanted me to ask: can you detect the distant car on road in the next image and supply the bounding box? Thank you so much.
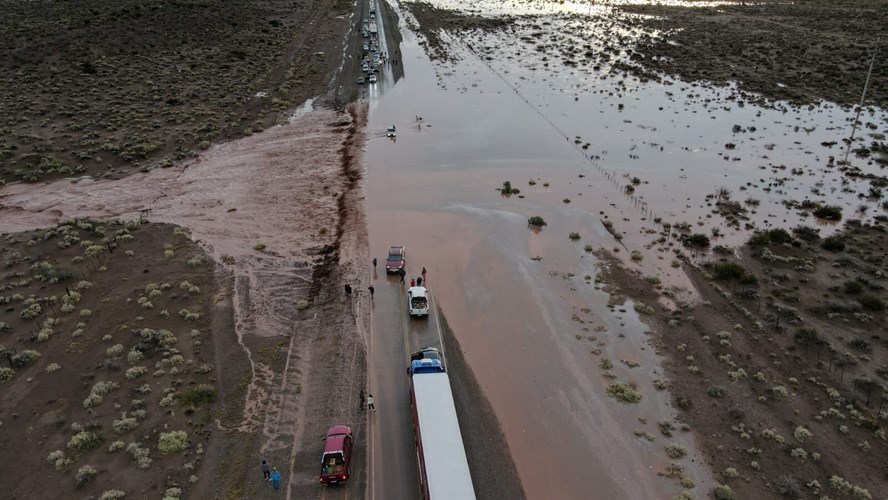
[408,286,429,317]
[357,76,365,84]
[368,74,377,83]
[386,246,405,273]
[320,425,353,484]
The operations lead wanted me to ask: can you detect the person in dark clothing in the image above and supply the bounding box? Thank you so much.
[421,267,427,283]
[368,285,374,298]
[372,257,377,269]
[416,276,422,286]
[398,268,406,283]
[262,460,270,480]
[345,284,352,297]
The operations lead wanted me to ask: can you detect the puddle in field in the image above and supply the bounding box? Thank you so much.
[367,0,886,498]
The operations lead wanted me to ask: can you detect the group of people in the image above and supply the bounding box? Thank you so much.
[261,460,283,490]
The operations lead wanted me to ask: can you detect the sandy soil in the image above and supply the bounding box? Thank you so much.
[0,101,373,498]
[595,218,888,498]
[620,0,888,109]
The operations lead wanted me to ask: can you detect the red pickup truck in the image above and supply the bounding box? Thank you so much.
[320,425,353,484]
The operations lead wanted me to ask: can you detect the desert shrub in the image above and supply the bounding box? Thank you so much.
[106,344,124,359]
[0,367,14,383]
[606,382,642,403]
[112,416,138,434]
[683,233,710,247]
[665,444,687,459]
[793,426,813,443]
[528,216,547,227]
[813,205,843,221]
[790,447,807,462]
[125,366,147,379]
[75,464,97,488]
[821,236,845,252]
[178,309,201,321]
[713,484,736,500]
[98,490,126,500]
[295,299,310,310]
[792,225,819,241]
[857,295,885,312]
[126,442,152,469]
[767,228,793,244]
[108,441,126,452]
[723,467,739,479]
[748,232,771,247]
[771,385,789,399]
[163,487,183,500]
[775,475,801,497]
[157,431,189,454]
[10,349,41,368]
[569,232,581,241]
[712,262,748,280]
[707,385,726,398]
[47,449,72,470]
[500,180,520,195]
[179,384,217,407]
[843,280,865,294]
[728,406,745,420]
[67,431,103,453]
[20,302,42,320]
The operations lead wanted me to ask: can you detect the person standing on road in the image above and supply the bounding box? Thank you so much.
[398,268,406,284]
[416,276,423,287]
[270,468,282,490]
[421,267,427,283]
[410,278,416,287]
[368,285,375,298]
[261,460,270,481]
[367,393,375,412]
[372,257,377,269]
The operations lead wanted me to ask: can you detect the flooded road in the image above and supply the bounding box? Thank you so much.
[364,0,886,498]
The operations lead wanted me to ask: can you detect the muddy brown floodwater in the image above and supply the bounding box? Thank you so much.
[366,0,886,498]
[0,101,372,498]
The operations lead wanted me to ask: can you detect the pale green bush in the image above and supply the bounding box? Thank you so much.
[793,426,813,443]
[75,464,97,488]
[67,431,103,453]
[106,344,124,358]
[157,431,189,454]
[108,440,126,452]
[125,366,147,380]
[126,442,152,469]
[113,416,138,434]
[47,449,72,470]
[45,363,61,373]
[0,367,14,383]
[98,489,126,500]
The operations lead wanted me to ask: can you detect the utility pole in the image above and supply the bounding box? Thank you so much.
[842,42,880,165]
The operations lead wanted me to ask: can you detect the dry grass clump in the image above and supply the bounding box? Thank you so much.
[606,381,642,403]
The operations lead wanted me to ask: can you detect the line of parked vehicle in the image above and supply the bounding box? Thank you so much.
[357,5,381,85]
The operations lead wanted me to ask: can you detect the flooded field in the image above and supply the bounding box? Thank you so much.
[366,0,887,498]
